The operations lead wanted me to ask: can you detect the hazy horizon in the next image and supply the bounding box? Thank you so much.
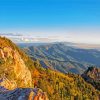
[0,0,100,44]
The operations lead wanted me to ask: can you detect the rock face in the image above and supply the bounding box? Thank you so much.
[0,37,32,89]
[0,87,48,100]
[82,67,100,90]
[0,77,17,90]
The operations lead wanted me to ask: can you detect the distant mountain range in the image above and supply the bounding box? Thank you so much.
[18,42,100,49]
[22,43,100,74]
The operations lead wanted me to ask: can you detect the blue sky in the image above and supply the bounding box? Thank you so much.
[0,0,100,43]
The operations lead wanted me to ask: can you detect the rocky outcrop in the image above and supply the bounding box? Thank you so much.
[0,77,17,90]
[82,67,100,90]
[0,46,32,89]
[0,87,48,100]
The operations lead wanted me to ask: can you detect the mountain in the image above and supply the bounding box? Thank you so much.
[18,42,100,50]
[82,67,100,90]
[0,37,48,100]
[62,42,100,50]
[17,43,49,48]
[22,43,100,74]
[0,37,99,100]
[0,37,33,88]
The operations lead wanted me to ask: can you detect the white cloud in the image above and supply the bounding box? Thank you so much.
[0,27,100,44]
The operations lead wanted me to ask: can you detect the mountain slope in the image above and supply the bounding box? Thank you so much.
[34,67,100,100]
[23,43,100,74]
[0,37,99,100]
[0,37,48,100]
[0,37,33,89]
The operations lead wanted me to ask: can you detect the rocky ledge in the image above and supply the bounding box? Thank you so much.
[0,86,49,100]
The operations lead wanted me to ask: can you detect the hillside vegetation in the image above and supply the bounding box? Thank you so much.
[0,37,99,100]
